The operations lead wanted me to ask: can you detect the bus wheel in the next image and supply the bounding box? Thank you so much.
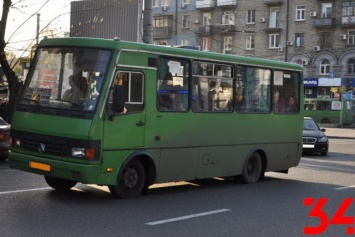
[241,152,262,184]
[109,159,145,198]
[44,176,77,191]
[321,118,330,123]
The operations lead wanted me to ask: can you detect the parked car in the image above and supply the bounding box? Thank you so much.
[0,117,10,161]
[302,117,329,156]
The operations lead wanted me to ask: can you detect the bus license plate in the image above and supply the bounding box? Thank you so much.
[303,144,315,148]
[29,161,51,172]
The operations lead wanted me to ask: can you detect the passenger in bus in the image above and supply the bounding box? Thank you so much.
[286,96,298,112]
[235,89,246,111]
[208,81,219,111]
[273,91,285,112]
[63,74,85,102]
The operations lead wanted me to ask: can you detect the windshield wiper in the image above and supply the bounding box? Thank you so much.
[54,99,84,109]
[21,98,41,106]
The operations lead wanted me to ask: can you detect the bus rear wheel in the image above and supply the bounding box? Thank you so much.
[241,152,262,184]
[109,159,146,198]
[321,118,330,123]
[44,176,77,191]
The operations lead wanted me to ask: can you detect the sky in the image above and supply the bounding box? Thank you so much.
[2,0,73,57]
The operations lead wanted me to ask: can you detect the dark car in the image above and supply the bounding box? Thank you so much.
[302,117,329,156]
[0,117,10,161]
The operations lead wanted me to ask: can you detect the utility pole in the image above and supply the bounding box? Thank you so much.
[143,0,153,44]
[36,13,40,45]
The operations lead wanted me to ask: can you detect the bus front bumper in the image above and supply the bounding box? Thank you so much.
[8,151,101,184]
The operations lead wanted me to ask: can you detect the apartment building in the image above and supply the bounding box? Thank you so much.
[152,0,355,97]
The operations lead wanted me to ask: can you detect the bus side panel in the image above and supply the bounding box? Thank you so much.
[156,148,199,182]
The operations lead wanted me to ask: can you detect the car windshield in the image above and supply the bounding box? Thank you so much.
[303,119,319,131]
[18,47,112,112]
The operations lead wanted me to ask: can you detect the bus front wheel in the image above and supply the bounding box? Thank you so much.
[44,176,77,191]
[241,152,262,184]
[109,159,146,198]
[321,118,330,123]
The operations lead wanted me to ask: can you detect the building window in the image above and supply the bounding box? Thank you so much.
[296,5,305,21]
[153,16,169,27]
[153,0,159,7]
[295,33,304,47]
[162,0,169,7]
[320,59,330,75]
[320,32,332,47]
[181,39,189,46]
[182,15,190,28]
[269,34,280,48]
[247,10,255,24]
[224,37,233,51]
[348,59,355,74]
[202,38,211,51]
[203,13,211,26]
[246,36,254,50]
[322,3,332,18]
[269,7,280,28]
[343,1,355,16]
[222,11,235,25]
[348,30,355,45]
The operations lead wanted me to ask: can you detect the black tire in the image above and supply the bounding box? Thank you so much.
[320,151,328,156]
[241,152,262,184]
[44,176,77,191]
[108,159,145,198]
[321,118,330,123]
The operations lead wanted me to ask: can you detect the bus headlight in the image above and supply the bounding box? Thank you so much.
[72,147,96,160]
[72,147,86,158]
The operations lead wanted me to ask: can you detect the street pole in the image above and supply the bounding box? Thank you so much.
[143,0,153,44]
[36,14,40,45]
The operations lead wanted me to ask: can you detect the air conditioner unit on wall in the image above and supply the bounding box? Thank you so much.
[313,45,321,51]
[310,12,317,17]
[162,6,168,11]
[339,34,347,40]
[260,17,266,23]
[287,40,293,46]
[302,60,308,66]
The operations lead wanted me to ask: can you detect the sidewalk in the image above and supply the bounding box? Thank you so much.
[318,125,355,139]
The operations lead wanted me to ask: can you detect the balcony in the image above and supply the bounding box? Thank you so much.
[196,0,216,9]
[196,25,215,35]
[216,24,238,33]
[263,0,283,5]
[313,18,336,28]
[217,0,237,6]
[341,16,355,28]
[153,26,173,39]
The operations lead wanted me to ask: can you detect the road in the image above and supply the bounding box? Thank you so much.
[0,138,354,237]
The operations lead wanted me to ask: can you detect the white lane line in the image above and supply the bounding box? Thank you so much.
[0,187,51,195]
[334,185,355,190]
[146,209,231,226]
[299,163,355,172]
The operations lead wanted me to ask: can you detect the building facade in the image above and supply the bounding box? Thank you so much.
[152,0,355,100]
[70,0,143,42]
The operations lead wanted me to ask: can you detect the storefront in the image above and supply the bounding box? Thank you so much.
[304,77,343,99]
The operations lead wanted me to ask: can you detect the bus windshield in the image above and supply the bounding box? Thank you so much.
[19,47,112,113]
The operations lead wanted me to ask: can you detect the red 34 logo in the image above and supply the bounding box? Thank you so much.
[304,198,355,235]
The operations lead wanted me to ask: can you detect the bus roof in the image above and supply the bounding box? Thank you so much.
[39,37,304,71]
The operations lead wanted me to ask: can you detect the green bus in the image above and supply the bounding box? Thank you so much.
[304,98,355,124]
[9,38,304,198]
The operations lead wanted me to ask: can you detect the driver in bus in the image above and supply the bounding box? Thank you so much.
[63,74,85,102]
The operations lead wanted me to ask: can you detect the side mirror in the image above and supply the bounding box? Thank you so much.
[112,85,126,113]
[321,128,326,132]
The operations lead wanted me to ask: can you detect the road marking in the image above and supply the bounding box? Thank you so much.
[0,187,51,195]
[334,185,355,190]
[146,209,231,226]
[299,163,355,172]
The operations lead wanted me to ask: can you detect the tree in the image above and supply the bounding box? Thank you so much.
[0,0,22,123]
